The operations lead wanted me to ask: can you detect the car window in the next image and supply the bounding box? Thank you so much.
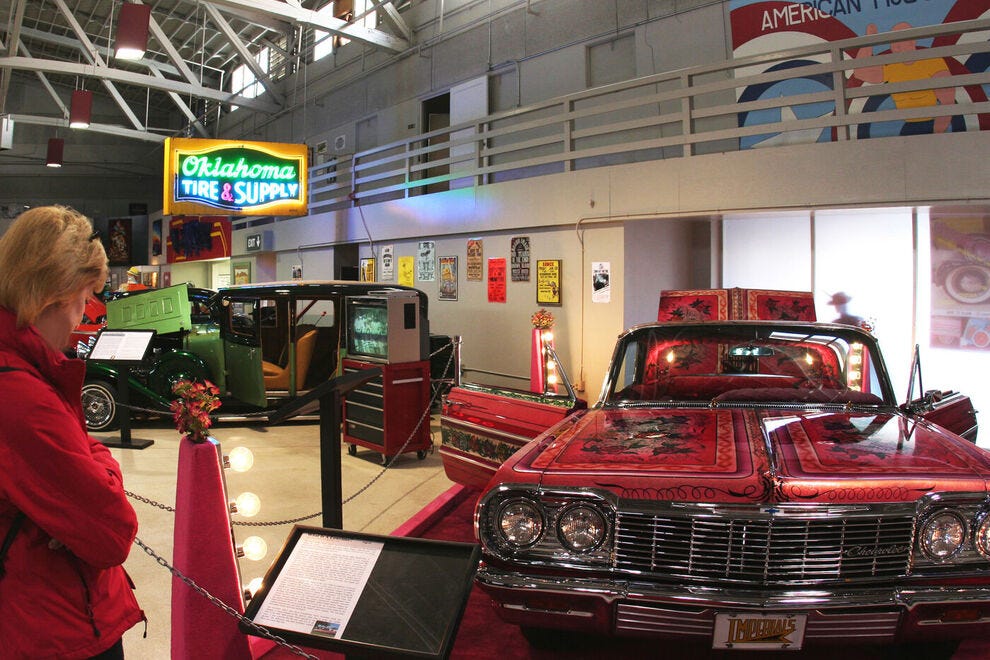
[606,324,888,406]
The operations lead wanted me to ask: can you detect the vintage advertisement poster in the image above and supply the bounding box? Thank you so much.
[536,259,561,305]
[488,258,506,303]
[106,218,132,265]
[380,245,394,281]
[439,256,458,301]
[592,261,611,304]
[510,236,531,281]
[466,239,483,281]
[931,215,990,350]
[360,258,375,282]
[232,262,251,285]
[417,241,436,281]
[398,255,415,287]
[729,0,980,145]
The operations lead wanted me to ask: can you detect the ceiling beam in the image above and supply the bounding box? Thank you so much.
[8,113,167,142]
[203,3,284,105]
[0,0,28,115]
[52,0,145,131]
[205,0,409,52]
[0,56,280,113]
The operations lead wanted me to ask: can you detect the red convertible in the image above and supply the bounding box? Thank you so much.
[441,289,984,652]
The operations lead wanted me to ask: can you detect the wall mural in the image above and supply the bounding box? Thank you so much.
[729,0,990,145]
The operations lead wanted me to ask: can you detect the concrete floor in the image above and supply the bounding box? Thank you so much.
[98,416,454,659]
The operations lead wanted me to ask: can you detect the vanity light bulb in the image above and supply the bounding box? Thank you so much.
[235,492,261,517]
[542,331,554,343]
[241,536,268,561]
[245,577,264,597]
[227,446,254,472]
[547,374,558,385]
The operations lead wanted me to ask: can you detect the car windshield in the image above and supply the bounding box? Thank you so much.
[605,322,892,406]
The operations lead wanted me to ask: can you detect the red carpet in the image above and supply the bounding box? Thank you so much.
[256,485,990,660]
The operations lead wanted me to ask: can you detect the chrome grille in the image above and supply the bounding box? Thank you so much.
[615,510,914,584]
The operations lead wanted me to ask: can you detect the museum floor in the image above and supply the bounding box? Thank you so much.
[101,416,456,659]
[103,417,989,660]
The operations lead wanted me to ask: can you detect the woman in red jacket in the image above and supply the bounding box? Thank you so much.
[0,206,144,659]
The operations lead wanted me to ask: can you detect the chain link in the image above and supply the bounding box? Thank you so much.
[123,341,458,658]
[132,537,319,660]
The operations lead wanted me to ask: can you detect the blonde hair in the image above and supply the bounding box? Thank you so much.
[0,206,108,327]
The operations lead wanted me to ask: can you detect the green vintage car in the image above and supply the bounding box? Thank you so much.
[81,281,432,433]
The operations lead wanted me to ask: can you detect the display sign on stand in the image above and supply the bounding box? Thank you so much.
[86,329,156,449]
[242,525,480,659]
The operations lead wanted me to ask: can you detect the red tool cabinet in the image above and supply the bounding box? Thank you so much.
[342,358,432,464]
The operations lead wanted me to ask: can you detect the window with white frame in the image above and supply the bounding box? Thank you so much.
[230,47,271,110]
[313,0,377,61]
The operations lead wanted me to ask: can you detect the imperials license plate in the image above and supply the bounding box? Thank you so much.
[712,612,806,650]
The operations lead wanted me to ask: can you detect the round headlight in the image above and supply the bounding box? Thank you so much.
[920,511,967,562]
[557,505,607,552]
[496,499,544,549]
[974,513,990,559]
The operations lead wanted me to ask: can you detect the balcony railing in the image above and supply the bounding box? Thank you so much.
[306,18,990,216]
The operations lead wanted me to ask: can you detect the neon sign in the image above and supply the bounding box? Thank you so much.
[163,138,308,216]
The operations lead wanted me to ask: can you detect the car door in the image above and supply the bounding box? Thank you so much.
[221,297,267,407]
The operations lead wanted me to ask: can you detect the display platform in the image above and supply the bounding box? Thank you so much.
[253,487,990,660]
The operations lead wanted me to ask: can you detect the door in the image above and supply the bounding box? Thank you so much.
[222,298,266,407]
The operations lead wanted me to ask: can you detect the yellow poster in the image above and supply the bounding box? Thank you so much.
[537,259,561,305]
[398,255,415,287]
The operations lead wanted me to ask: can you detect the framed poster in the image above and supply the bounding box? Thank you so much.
[417,241,436,281]
[106,218,132,266]
[380,245,394,281]
[232,262,251,285]
[360,258,376,282]
[439,256,458,301]
[488,258,506,303]
[537,259,561,305]
[466,239,483,281]
[510,236,530,281]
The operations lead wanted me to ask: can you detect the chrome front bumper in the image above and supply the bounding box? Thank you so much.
[478,567,990,641]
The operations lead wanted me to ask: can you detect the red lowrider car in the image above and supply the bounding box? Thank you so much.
[442,290,984,653]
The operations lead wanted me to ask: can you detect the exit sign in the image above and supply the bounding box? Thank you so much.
[246,233,262,251]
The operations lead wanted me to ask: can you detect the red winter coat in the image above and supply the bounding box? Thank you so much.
[0,307,144,659]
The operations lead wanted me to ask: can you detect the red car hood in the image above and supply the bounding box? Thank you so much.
[509,407,990,503]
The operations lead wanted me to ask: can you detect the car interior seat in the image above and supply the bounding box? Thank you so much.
[262,329,318,390]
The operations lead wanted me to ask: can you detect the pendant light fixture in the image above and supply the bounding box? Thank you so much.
[69,89,93,128]
[115,3,152,61]
[46,137,64,168]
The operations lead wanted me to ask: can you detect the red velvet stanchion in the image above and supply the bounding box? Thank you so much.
[171,436,252,659]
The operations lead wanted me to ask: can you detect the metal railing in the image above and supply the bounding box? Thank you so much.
[305,18,990,215]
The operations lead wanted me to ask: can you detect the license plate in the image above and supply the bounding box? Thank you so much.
[712,612,806,650]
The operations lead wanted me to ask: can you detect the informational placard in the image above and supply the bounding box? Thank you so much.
[253,534,383,640]
[87,329,156,365]
[242,526,480,659]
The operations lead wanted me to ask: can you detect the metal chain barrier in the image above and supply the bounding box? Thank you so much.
[132,537,319,660]
[125,338,457,526]
[122,339,459,655]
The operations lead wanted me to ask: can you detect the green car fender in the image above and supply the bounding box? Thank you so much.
[147,350,213,398]
[84,361,172,409]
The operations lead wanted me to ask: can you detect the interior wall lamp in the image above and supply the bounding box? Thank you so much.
[115,3,152,60]
[69,89,93,129]
[46,137,64,168]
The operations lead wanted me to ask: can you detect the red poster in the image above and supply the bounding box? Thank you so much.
[166,216,232,263]
[487,258,506,303]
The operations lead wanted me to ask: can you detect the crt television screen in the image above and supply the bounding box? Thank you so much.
[348,302,388,359]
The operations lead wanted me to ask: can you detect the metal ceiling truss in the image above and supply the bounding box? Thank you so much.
[0,0,410,142]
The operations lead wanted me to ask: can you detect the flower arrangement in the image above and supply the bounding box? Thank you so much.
[531,309,555,329]
[170,379,221,443]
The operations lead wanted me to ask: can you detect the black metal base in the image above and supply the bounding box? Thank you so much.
[99,437,155,450]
